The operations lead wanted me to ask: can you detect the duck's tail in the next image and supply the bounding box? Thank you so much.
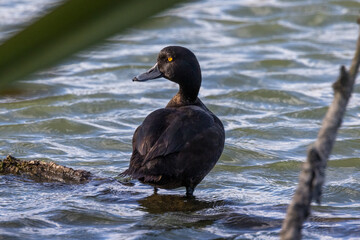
[117,169,130,178]
[118,168,163,184]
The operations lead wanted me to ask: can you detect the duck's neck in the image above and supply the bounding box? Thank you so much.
[180,82,200,102]
[166,83,199,107]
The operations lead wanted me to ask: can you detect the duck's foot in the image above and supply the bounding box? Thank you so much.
[154,187,158,194]
[186,186,194,198]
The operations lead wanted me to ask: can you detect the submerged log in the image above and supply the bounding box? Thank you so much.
[0,155,92,183]
[280,19,360,240]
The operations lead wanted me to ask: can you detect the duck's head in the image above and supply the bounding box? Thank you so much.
[133,46,202,102]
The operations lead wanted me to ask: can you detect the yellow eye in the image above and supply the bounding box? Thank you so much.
[167,57,173,62]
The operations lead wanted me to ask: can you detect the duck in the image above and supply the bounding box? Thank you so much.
[121,46,225,197]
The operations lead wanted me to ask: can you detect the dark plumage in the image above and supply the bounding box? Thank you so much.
[121,46,225,197]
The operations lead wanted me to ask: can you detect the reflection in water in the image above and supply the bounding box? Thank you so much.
[138,194,224,213]
[138,193,279,231]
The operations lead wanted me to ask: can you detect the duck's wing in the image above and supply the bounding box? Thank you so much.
[133,108,177,157]
[146,107,215,160]
[120,108,177,177]
[122,105,224,184]
[138,106,223,171]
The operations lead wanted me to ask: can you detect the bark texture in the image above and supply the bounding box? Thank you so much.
[0,155,91,183]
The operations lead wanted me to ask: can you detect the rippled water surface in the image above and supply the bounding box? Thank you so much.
[1,0,360,239]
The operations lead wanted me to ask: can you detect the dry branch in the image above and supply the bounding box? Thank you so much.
[280,20,360,240]
[0,155,92,183]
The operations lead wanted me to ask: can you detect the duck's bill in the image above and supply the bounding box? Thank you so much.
[132,63,163,82]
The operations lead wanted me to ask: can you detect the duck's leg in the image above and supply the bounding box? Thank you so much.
[186,186,194,197]
[154,187,158,194]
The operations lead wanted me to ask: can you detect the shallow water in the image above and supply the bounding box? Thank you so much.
[1,0,360,239]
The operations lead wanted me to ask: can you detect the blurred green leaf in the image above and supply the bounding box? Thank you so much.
[0,0,185,89]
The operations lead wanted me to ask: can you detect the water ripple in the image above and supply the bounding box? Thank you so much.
[1,0,360,239]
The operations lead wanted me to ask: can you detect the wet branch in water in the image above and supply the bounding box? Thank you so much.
[280,18,360,240]
[0,155,92,183]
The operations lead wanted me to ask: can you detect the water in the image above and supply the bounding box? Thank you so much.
[1,0,360,239]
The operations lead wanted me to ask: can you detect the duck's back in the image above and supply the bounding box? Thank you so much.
[123,103,225,190]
